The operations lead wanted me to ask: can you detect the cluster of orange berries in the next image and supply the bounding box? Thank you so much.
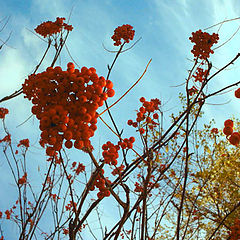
[0,134,11,144]
[118,137,135,149]
[111,24,135,46]
[22,63,115,156]
[223,119,240,146]
[193,67,208,83]
[17,138,29,148]
[102,137,135,166]
[89,169,111,199]
[35,17,73,38]
[0,107,8,119]
[111,164,125,176]
[127,97,160,134]
[65,201,77,211]
[102,141,120,166]
[18,173,27,185]
[188,86,198,96]
[0,201,18,221]
[189,30,219,60]
[228,218,240,240]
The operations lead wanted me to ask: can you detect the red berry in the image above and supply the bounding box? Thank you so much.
[224,119,234,128]
[235,88,240,98]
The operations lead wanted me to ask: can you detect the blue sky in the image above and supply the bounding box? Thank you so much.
[1,0,240,238]
[1,0,240,129]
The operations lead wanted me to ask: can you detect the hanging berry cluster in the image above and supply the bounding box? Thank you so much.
[102,141,120,166]
[102,137,135,166]
[189,30,219,60]
[89,169,111,199]
[22,63,115,156]
[193,67,209,83]
[17,139,30,148]
[223,119,240,146]
[188,86,198,96]
[0,107,9,119]
[91,137,136,199]
[35,17,73,38]
[111,24,135,46]
[18,173,27,185]
[127,97,161,133]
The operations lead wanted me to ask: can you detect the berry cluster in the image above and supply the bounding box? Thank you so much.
[118,137,135,149]
[127,97,161,133]
[188,86,198,96]
[223,119,240,146]
[65,201,77,212]
[17,139,30,148]
[111,164,125,176]
[18,173,27,185]
[102,141,120,166]
[189,30,219,60]
[0,134,11,144]
[193,67,208,83]
[111,24,135,46]
[89,169,111,199]
[22,63,115,156]
[0,107,9,119]
[102,137,135,166]
[35,17,73,38]
[0,200,18,221]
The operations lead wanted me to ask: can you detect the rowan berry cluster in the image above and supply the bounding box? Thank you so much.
[22,63,115,156]
[111,164,125,176]
[35,17,73,38]
[111,24,135,46]
[134,182,143,193]
[118,137,135,149]
[223,119,240,146]
[0,201,18,221]
[50,193,60,202]
[65,201,77,211]
[188,86,198,96]
[89,169,111,199]
[17,139,30,148]
[193,67,208,83]
[127,97,161,133]
[0,134,11,144]
[228,218,240,240]
[102,137,135,166]
[18,173,27,185]
[0,107,8,119]
[189,30,219,59]
[102,141,120,166]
